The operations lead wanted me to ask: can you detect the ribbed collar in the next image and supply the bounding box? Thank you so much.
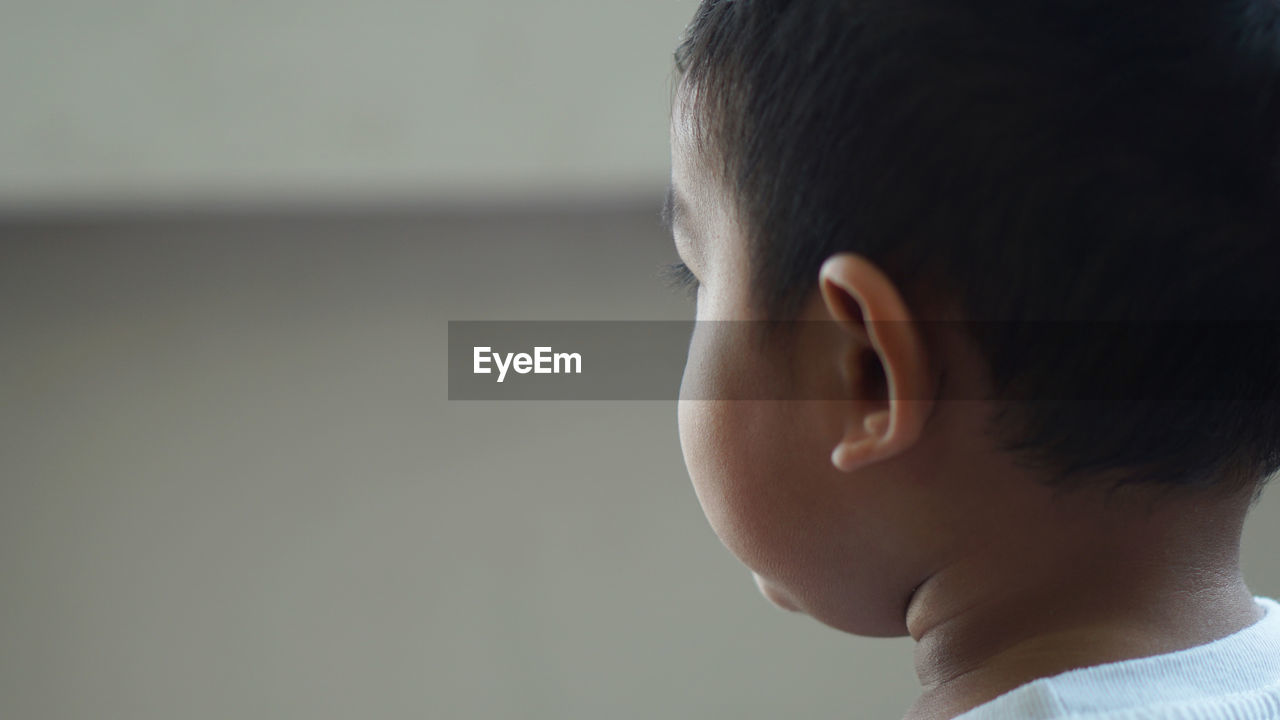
[956,596,1280,719]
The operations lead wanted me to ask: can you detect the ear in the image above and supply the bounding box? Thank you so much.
[818,253,936,473]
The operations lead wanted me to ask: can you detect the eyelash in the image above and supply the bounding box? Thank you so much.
[662,261,701,297]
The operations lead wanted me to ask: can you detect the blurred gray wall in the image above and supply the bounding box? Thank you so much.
[0,1,691,212]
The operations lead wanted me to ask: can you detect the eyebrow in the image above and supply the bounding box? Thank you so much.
[660,183,688,235]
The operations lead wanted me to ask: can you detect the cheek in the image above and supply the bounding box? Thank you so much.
[678,397,789,572]
[677,396,747,550]
[676,328,824,581]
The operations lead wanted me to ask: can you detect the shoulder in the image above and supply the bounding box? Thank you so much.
[957,597,1280,720]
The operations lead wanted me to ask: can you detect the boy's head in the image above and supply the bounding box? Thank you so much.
[669,0,1280,637]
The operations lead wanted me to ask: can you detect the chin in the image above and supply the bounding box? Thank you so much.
[753,572,912,637]
[811,603,913,638]
[754,572,803,612]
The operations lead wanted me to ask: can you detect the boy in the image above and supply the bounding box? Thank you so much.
[665,1,1280,718]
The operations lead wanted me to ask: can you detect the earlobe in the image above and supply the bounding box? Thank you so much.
[831,411,893,472]
[819,254,935,473]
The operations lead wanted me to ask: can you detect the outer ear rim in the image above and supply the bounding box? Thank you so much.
[819,253,935,472]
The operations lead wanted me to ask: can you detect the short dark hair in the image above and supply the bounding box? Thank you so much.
[674,0,1280,490]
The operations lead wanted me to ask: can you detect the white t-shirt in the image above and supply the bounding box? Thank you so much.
[956,596,1280,719]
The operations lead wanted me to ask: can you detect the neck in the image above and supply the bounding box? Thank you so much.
[901,485,1261,720]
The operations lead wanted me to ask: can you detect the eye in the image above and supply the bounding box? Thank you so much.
[661,261,701,298]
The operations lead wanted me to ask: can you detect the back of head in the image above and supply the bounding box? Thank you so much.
[674,0,1280,492]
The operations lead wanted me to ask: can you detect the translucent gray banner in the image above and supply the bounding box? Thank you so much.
[447,320,1279,401]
